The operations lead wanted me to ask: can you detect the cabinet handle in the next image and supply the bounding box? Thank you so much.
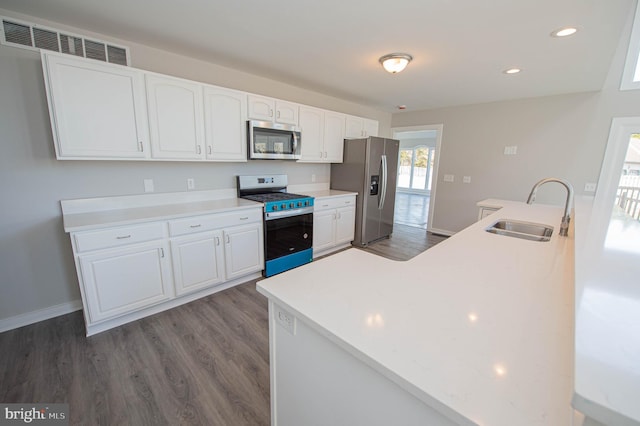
[208,146,212,155]
[226,234,230,243]
[116,235,131,239]
[160,248,165,258]
[322,204,329,208]
[138,141,143,152]
[215,236,220,246]
[324,151,328,158]
[197,145,202,155]
[190,224,202,228]
[277,110,281,119]
[239,216,249,220]
[270,109,274,117]
[337,212,341,219]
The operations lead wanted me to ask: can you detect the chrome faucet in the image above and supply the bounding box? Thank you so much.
[526,178,574,237]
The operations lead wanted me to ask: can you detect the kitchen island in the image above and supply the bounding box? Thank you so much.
[257,200,575,425]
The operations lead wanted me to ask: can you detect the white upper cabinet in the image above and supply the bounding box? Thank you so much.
[345,115,379,139]
[42,52,149,159]
[145,74,205,160]
[203,85,248,161]
[248,94,299,125]
[299,107,345,163]
[298,105,324,162]
[323,110,346,162]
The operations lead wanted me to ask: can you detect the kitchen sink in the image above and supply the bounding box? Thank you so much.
[485,219,553,242]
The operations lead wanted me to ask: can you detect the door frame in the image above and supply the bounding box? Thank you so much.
[392,124,444,234]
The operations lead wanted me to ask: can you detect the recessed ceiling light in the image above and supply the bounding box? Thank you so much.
[503,68,522,75]
[551,27,578,37]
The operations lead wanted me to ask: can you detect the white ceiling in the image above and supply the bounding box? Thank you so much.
[0,0,636,112]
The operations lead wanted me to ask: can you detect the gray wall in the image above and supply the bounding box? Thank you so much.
[0,10,391,323]
[392,11,640,234]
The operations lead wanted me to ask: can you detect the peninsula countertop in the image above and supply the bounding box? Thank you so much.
[257,200,574,425]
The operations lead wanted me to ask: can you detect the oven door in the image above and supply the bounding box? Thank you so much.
[265,212,313,262]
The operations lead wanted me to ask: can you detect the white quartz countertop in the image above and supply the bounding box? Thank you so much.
[257,200,574,426]
[302,189,357,199]
[573,196,640,426]
[61,190,261,232]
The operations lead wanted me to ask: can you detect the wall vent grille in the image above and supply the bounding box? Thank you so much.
[0,16,129,66]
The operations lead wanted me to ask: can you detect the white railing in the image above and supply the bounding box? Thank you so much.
[616,177,640,220]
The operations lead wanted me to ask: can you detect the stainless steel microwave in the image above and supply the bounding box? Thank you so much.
[248,120,301,160]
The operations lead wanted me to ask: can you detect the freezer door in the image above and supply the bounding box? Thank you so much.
[378,139,399,238]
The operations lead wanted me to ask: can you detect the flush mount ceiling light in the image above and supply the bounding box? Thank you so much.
[503,67,522,74]
[379,53,413,74]
[551,27,578,37]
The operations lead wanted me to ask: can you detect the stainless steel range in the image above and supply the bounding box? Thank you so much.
[237,175,314,277]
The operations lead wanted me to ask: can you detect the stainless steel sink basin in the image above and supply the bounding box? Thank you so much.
[485,219,553,242]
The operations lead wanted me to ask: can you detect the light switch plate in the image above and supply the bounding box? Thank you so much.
[584,182,597,192]
[444,174,455,182]
[463,176,471,184]
[187,178,195,190]
[503,146,518,155]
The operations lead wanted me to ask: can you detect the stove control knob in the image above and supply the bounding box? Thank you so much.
[272,204,278,211]
[281,203,287,210]
[289,202,294,209]
[305,200,310,206]
[297,201,302,207]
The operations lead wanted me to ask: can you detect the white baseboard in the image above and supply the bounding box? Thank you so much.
[0,300,83,333]
[427,227,455,237]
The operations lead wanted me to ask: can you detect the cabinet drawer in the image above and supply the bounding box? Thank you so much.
[169,209,262,237]
[74,222,165,252]
[314,196,356,211]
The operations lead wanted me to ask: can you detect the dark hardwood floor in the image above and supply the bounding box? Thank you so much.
[0,224,446,426]
[358,223,448,261]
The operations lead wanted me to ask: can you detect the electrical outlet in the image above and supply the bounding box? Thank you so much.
[503,146,518,155]
[275,305,296,335]
[311,174,316,183]
[143,179,154,193]
[187,178,195,190]
[463,176,471,184]
[584,182,597,192]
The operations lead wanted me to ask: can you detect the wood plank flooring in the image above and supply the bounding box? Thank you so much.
[358,223,448,261]
[0,224,446,426]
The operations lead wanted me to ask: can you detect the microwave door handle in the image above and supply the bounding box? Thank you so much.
[292,131,299,154]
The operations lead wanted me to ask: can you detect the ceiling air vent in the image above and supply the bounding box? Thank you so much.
[1,16,130,66]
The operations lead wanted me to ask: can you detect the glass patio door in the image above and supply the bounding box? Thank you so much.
[397,146,435,194]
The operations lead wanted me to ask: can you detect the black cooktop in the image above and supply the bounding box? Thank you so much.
[241,192,310,203]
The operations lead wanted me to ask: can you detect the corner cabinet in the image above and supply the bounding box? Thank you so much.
[42,52,150,159]
[313,194,356,257]
[69,205,264,336]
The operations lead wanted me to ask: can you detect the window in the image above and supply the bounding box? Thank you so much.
[397,145,436,193]
[621,2,640,90]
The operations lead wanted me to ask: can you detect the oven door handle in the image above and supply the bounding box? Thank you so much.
[265,207,314,220]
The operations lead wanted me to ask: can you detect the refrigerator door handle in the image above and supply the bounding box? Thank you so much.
[379,154,388,210]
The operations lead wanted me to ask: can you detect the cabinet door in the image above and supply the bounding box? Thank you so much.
[363,119,379,138]
[313,209,336,253]
[224,223,264,280]
[247,94,275,121]
[345,115,364,139]
[335,207,356,244]
[146,74,205,159]
[324,111,346,163]
[170,231,225,296]
[298,106,324,162]
[43,53,149,159]
[204,86,247,161]
[275,100,299,125]
[79,241,172,323]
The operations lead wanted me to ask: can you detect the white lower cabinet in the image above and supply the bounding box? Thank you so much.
[313,195,356,257]
[224,224,264,280]
[70,206,264,335]
[170,231,226,296]
[79,240,173,323]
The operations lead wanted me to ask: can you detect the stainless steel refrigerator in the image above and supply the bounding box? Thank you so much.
[330,137,399,246]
